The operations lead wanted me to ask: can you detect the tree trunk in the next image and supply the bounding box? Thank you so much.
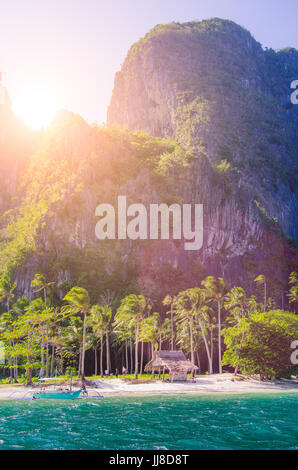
[50,346,55,377]
[125,340,128,372]
[189,317,195,367]
[100,337,103,376]
[45,326,49,377]
[134,322,139,379]
[210,328,214,369]
[78,344,82,377]
[81,312,87,379]
[40,326,45,375]
[14,353,18,379]
[26,365,32,385]
[9,339,12,379]
[130,338,133,374]
[94,348,98,376]
[106,332,110,374]
[171,304,174,351]
[196,351,201,373]
[199,319,213,374]
[140,341,144,375]
[218,302,222,373]
[234,314,246,376]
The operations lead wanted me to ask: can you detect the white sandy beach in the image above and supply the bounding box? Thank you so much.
[1,374,297,399]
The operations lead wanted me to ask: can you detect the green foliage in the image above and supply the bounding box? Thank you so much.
[222,310,298,377]
[287,271,298,305]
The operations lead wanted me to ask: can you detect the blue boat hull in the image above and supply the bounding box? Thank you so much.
[32,389,82,400]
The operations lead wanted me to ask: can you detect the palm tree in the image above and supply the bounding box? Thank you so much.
[162,295,175,351]
[113,310,134,374]
[224,286,249,375]
[62,286,93,380]
[173,288,213,373]
[140,313,170,356]
[116,294,147,379]
[25,297,47,375]
[10,297,30,378]
[201,276,226,373]
[0,274,16,312]
[31,273,55,304]
[91,305,112,374]
[61,316,84,375]
[287,272,298,308]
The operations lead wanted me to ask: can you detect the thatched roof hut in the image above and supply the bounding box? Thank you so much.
[145,350,198,382]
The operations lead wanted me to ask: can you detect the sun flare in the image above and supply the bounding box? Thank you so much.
[12,80,61,130]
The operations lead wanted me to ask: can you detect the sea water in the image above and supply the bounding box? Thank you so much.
[0,393,297,450]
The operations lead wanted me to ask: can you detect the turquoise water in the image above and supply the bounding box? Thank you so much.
[0,393,297,450]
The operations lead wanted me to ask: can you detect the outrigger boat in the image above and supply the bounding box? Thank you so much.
[32,371,82,400]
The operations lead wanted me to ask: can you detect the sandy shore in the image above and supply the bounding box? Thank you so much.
[0,374,297,399]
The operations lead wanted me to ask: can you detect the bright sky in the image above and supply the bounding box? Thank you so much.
[0,0,297,129]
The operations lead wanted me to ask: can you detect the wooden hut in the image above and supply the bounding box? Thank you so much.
[145,350,198,382]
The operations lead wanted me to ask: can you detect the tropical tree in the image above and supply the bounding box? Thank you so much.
[116,294,148,379]
[140,313,170,355]
[113,308,135,374]
[31,273,55,303]
[173,288,212,373]
[224,287,250,375]
[287,272,298,307]
[0,311,15,379]
[222,310,298,378]
[0,274,16,312]
[91,305,113,375]
[10,297,30,378]
[162,295,175,351]
[62,286,93,380]
[201,276,226,373]
[25,297,47,375]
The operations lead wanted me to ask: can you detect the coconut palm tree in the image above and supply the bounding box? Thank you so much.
[62,286,93,380]
[90,304,112,374]
[116,294,147,379]
[224,286,249,375]
[162,295,175,351]
[287,272,298,308]
[0,274,16,312]
[31,273,55,304]
[201,276,226,373]
[113,310,134,374]
[173,288,213,373]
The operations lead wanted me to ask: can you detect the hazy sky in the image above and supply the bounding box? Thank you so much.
[0,0,297,127]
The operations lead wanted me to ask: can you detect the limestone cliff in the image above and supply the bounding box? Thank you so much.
[0,19,297,305]
[107,18,298,295]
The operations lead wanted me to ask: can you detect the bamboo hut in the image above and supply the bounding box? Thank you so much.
[145,350,198,382]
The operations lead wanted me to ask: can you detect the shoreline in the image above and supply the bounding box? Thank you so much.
[1,374,297,400]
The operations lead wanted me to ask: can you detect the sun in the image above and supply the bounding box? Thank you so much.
[12,80,61,130]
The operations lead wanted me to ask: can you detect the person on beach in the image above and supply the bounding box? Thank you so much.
[81,382,88,396]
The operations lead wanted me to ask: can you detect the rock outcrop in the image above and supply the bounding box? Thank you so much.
[107,18,298,295]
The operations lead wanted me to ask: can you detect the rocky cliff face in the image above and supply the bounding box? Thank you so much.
[107,18,298,295]
[0,88,35,212]
[0,19,297,305]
